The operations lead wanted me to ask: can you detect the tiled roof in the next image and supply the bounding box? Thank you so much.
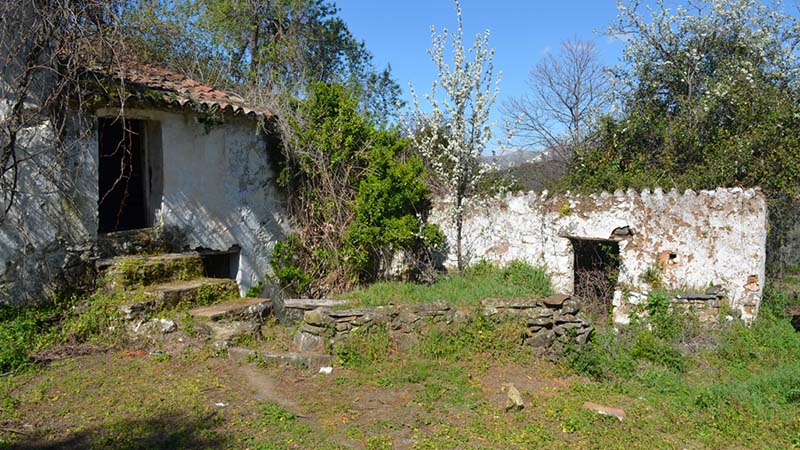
[92,63,273,118]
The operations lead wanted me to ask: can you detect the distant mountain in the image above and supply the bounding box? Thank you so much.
[483,149,549,169]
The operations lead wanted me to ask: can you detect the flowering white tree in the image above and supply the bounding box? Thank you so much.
[408,0,499,271]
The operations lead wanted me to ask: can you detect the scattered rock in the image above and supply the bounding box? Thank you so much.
[502,383,524,412]
[583,402,626,421]
[158,318,177,333]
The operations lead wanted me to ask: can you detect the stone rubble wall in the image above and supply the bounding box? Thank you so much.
[293,295,593,356]
[431,188,767,324]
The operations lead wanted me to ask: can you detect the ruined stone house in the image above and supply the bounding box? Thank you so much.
[0,64,289,304]
[434,188,768,324]
[0,61,769,326]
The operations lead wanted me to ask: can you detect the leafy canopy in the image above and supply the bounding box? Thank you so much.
[563,0,800,197]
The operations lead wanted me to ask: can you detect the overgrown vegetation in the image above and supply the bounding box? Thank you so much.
[338,260,553,308]
[562,286,800,446]
[269,83,443,297]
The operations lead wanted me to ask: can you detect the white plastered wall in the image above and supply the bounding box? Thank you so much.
[432,188,767,324]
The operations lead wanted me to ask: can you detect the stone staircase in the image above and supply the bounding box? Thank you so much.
[92,231,338,370]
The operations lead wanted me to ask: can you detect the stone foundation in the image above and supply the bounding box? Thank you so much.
[293,294,593,356]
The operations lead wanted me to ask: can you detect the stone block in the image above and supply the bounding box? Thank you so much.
[293,331,325,353]
[542,294,570,307]
[561,299,580,315]
[304,308,335,327]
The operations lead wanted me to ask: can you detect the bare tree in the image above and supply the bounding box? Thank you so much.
[0,1,128,222]
[503,36,609,161]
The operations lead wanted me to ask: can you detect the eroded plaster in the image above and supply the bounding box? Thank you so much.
[432,188,767,324]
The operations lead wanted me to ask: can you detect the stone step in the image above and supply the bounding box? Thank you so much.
[98,252,205,289]
[277,298,347,324]
[188,297,272,322]
[228,347,332,370]
[97,227,172,258]
[119,278,239,320]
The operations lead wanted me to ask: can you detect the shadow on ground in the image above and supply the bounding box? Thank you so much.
[3,411,230,450]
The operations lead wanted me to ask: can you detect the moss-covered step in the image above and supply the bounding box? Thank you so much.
[98,253,205,290]
[188,297,272,323]
[120,278,239,320]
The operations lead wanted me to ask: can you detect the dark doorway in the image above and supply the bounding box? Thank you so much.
[200,248,240,280]
[571,239,621,319]
[98,118,149,233]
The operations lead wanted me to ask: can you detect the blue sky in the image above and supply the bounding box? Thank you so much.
[336,0,626,135]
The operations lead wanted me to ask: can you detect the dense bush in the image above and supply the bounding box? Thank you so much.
[270,83,443,296]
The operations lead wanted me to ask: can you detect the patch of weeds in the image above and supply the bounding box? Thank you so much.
[338,260,553,308]
[564,325,636,380]
[256,401,312,446]
[59,291,127,344]
[566,290,689,378]
[259,401,298,429]
[413,366,478,409]
[180,312,198,337]
[365,434,393,450]
[336,325,390,368]
[192,283,234,307]
[417,314,527,362]
[640,263,664,288]
[246,280,265,297]
[0,304,59,373]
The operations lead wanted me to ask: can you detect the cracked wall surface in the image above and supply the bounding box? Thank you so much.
[432,187,767,324]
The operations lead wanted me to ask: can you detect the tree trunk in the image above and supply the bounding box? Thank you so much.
[455,192,464,273]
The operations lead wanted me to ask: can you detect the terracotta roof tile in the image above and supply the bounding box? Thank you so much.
[91,63,273,118]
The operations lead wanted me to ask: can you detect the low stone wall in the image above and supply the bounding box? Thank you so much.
[293,294,593,356]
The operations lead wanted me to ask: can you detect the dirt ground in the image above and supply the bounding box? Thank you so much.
[0,340,585,450]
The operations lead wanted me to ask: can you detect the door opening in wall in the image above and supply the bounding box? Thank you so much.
[98,118,150,233]
[570,238,621,319]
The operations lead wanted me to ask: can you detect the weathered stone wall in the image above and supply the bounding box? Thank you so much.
[431,188,767,324]
[0,107,288,304]
[293,295,593,356]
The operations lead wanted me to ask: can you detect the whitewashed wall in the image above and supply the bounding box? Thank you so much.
[432,188,767,323]
[0,107,288,303]
[151,110,288,295]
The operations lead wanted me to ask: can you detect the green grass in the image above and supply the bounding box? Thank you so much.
[0,305,60,373]
[338,260,554,308]
[558,286,800,447]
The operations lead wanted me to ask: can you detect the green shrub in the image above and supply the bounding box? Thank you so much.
[0,305,57,373]
[269,235,313,296]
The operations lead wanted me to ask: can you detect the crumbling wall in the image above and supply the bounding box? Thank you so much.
[0,114,99,304]
[294,295,593,356]
[432,188,767,324]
